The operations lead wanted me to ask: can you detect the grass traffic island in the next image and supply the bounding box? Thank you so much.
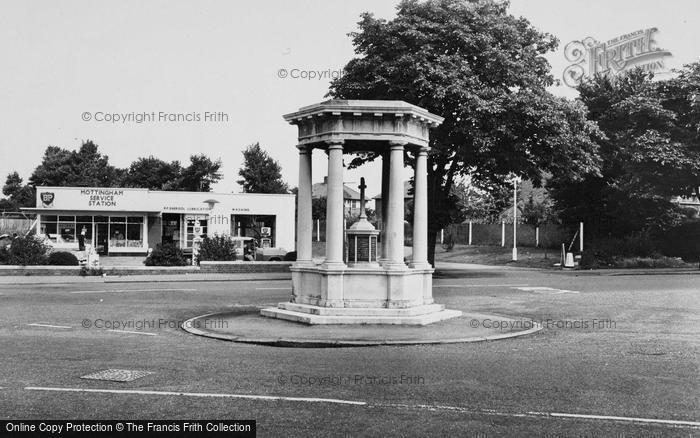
[181,307,542,347]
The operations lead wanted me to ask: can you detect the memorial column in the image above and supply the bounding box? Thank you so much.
[385,141,406,269]
[410,147,430,268]
[324,140,345,267]
[296,145,313,264]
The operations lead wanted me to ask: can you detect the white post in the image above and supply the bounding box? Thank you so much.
[579,221,584,253]
[501,220,505,247]
[324,141,345,266]
[468,221,473,245]
[440,229,444,244]
[512,179,518,261]
[296,146,313,264]
[535,226,539,247]
[316,219,320,242]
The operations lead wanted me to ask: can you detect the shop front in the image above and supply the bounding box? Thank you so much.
[25,187,296,255]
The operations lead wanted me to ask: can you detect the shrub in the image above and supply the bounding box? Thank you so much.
[614,256,688,269]
[144,243,188,266]
[197,235,238,263]
[48,251,79,266]
[2,235,49,265]
[80,266,104,276]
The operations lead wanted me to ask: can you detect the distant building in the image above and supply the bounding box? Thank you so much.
[674,192,700,215]
[23,186,295,255]
[312,177,367,216]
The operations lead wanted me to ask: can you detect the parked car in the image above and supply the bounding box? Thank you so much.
[229,236,287,261]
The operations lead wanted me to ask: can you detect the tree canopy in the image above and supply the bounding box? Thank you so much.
[29,140,123,187]
[549,65,700,236]
[328,0,602,263]
[122,156,183,190]
[237,143,289,194]
[0,171,35,211]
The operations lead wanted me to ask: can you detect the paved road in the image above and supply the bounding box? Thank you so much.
[0,269,697,437]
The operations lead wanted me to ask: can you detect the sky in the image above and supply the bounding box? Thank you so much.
[1,0,698,198]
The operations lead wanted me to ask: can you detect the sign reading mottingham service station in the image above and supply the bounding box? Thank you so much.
[563,27,672,87]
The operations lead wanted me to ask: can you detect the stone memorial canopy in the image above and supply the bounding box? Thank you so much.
[282,99,444,152]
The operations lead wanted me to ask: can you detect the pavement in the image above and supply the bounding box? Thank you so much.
[0,269,697,436]
[0,260,697,285]
[182,309,542,347]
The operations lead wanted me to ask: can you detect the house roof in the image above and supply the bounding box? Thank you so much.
[372,181,413,200]
[312,181,362,200]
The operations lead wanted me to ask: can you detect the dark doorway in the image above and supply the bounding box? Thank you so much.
[96,223,109,255]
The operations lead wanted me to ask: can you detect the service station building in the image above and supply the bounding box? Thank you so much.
[25,187,296,255]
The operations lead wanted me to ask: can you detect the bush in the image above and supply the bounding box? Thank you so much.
[80,266,104,276]
[144,243,188,266]
[614,256,688,269]
[1,235,49,265]
[579,236,661,269]
[48,251,79,266]
[197,235,238,263]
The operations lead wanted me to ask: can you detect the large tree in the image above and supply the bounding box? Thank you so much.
[29,140,123,187]
[1,171,35,211]
[550,65,700,237]
[122,156,183,190]
[328,0,602,264]
[180,154,223,192]
[237,143,289,194]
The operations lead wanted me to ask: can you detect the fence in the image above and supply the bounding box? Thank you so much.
[304,219,582,250]
[443,221,578,249]
[0,213,36,235]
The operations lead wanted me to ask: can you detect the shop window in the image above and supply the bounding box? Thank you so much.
[41,222,58,241]
[126,222,143,247]
[59,215,75,222]
[76,216,92,222]
[110,216,127,223]
[110,223,127,248]
[58,222,76,243]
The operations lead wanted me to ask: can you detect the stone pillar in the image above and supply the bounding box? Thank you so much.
[385,141,406,269]
[380,152,390,262]
[410,147,430,268]
[324,140,345,267]
[296,145,313,265]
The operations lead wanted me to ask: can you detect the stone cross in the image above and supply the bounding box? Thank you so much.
[358,177,367,219]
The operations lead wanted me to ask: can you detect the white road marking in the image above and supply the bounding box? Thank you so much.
[27,323,72,329]
[545,411,700,427]
[512,286,579,294]
[434,284,528,288]
[21,387,700,428]
[106,329,158,336]
[24,387,365,406]
[71,288,197,294]
[255,287,291,290]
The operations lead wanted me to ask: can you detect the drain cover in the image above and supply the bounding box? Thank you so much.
[80,369,153,382]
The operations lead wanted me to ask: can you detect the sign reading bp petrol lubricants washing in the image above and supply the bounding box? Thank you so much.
[563,27,672,87]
